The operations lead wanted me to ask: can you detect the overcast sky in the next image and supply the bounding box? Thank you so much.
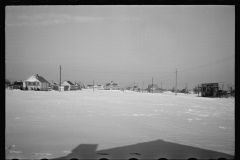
[6,5,235,89]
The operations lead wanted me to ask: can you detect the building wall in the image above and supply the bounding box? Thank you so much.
[25,81,41,90]
[70,85,75,90]
[62,81,75,90]
[25,76,40,90]
[62,81,70,90]
[52,85,59,91]
[87,85,94,89]
[40,83,49,91]
[201,83,219,97]
[94,85,104,90]
[105,85,119,90]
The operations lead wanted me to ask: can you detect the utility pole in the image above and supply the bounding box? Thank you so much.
[175,68,177,95]
[59,65,61,92]
[152,77,153,93]
[198,84,199,96]
[186,83,188,94]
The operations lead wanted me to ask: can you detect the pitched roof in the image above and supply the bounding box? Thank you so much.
[106,83,118,86]
[62,80,74,85]
[148,84,158,88]
[67,81,74,85]
[25,74,50,83]
[35,75,50,83]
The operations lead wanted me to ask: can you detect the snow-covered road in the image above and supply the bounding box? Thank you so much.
[6,90,234,159]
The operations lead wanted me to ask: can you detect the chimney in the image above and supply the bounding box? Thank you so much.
[36,74,38,76]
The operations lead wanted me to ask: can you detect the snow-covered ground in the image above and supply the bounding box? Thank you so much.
[6,89,234,159]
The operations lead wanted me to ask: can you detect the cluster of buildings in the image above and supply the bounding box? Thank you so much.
[6,74,123,91]
[6,74,234,97]
[6,74,162,93]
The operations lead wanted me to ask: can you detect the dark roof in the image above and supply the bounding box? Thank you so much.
[62,80,74,85]
[13,82,23,85]
[67,81,74,85]
[148,84,158,88]
[106,83,118,86]
[35,75,50,83]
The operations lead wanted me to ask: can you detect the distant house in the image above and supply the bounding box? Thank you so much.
[126,86,133,90]
[23,74,50,91]
[133,86,138,91]
[86,85,103,90]
[5,79,11,88]
[74,83,82,90]
[95,85,104,90]
[126,86,138,91]
[104,81,119,90]
[81,84,86,89]
[155,88,164,93]
[61,80,75,91]
[86,85,94,89]
[147,84,158,92]
[50,82,59,91]
[13,81,24,90]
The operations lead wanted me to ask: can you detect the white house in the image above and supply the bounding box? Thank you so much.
[23,74,50,91]
[61,80,75,91]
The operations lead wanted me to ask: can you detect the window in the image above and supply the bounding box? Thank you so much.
[33,82,36,86]
[37,82,40,86]
[28,82,31,86]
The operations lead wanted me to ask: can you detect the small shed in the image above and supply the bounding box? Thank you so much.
[200,83,234,97]
[200,83,219,97]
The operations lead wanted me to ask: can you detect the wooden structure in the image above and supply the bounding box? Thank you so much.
[199,83,234,97]
[200,83,219,97]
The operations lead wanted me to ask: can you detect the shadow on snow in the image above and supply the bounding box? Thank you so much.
[51,139,234,159]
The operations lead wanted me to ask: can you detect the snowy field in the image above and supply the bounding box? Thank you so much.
[6,89,234,159]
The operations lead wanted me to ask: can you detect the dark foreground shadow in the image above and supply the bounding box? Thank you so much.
[51,139,234,160]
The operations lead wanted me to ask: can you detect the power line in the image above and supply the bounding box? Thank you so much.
[178,55,234,73]
[158,72,175,79]
[60,55,234,76]
[62,67,173,75]
[41,69,59,76]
